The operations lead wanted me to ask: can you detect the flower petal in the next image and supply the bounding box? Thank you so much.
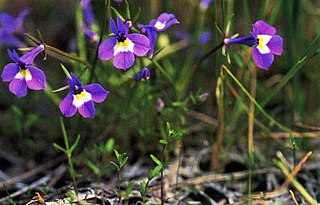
[113,51,135,70]
[252,20,276,36]
[67,72,82,91]
[98,37,117,60]
[83,84,109,103]
[9,79,27,97]
[15,9,30,30]
[7,49,20,62]
[127,34,150,57]
[78,100,95,118]
[110,17,117,34]
[0,33,25,47]
[117,16,127,34]
[59,93,77,117]
[1,63,20,82]
[252,47,274,70]
[20,44,44,65]
[0,14,15,31]
[157,13,175,23]
[26,66,46,90]
[142,27,158,58]
[267,35,283,55]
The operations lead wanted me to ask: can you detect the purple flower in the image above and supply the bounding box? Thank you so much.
[138,13,179,58]
[200,0,213,9]
[81,0,94,26]
[198,31,212,45]
[135,67,150,81]
[0,9,30,47]
[81,23,99,44]
[59,73,109,118]
[1,45,45,98]
[98,16,150,70]
[156,98,164,113]
[224,20,283,70]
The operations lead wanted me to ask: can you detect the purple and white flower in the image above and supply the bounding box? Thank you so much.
[98,16,150,70]
[1,44,45,98]
[224,20,283,70]
[135,67,150,81]
[59,73,109,118]
[138,13,179,58]
[0,9,30,47]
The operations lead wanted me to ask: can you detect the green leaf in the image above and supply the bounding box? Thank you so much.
[60,63,71,79]
[159,139,168,145]
[86,160,101,176]
[170,130,186,141]
[166,122,172,134]
[124,0,131,19]
[120,156,128,168]
[148,164,163,180]
[110,161,120,170]
[225,13,235,36]
[126,181,135,195]
[150,154,162,165]
[132,7,141,22]
[289,133,299,151]
[140,180,147,193]
[114,149,121,161]
[52,143,66,153]
[111,7,125,21]
[70,134,80,154]
[105,138,115,153]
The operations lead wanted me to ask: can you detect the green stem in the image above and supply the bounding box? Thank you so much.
[88,0,111,84]
[75,0,86,61]
[45,45,92,69]
[247,65,256,204]
[222,65,292,132]
[60,117,78,195]
[177,41,224,100]
[160,144,167,205]
[151,58,175,90]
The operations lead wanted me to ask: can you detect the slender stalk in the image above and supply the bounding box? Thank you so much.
[60,118,78,196]
[160,144,166,205]
[75,0,86,61]
[177,41,224,100]
[88,0,111,84]
[45,45,92,69]
[211,69,224,171]
[222,65,292,132]
[151,58,175,90]
[247,64,256,204]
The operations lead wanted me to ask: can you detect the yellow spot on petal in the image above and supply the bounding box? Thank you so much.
[257,35,272,54]
[73,90,92,108]
[15,69,32,81]
[114,39,134,55]
[75,91,88,100]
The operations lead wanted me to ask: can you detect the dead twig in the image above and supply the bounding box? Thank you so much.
[172,167,278,188]
[0,174,51,203]
[0,156,65,190]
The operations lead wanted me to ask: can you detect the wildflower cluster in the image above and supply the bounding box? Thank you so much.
[0,1,180,119]
[1,1,283,120]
